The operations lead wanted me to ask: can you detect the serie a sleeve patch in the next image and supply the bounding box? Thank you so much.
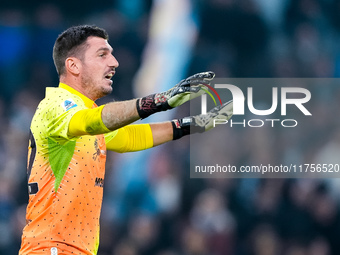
[61,98,78,111]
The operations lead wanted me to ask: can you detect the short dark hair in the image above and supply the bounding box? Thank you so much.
[53,25,109,76]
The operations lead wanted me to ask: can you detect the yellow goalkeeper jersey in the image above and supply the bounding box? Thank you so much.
[19,83,153,255]
[19,83,107,254]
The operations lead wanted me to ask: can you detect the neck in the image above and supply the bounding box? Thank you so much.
[60,75,95,101]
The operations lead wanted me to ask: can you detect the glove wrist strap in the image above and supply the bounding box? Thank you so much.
[171,119,191,140]
[136,94,171,119]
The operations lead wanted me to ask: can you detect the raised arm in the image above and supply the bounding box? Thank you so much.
[101,99,140,130]
[104,100,233,153]
[68,71,231,145]
[101,71,215,130]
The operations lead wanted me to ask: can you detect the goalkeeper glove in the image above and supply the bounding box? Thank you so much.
[136,71,215,119]
[171,100,233,140]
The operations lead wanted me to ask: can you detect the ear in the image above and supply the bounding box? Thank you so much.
[65,57,81,75]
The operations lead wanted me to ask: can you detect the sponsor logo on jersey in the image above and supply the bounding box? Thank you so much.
[95,177,104,187]
[62,99,77,111]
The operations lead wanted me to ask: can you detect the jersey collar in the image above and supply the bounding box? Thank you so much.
[59,83,96,108]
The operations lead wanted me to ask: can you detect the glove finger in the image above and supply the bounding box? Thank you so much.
[192,100,233,131]
[215,100,233,118]
[166,72,215,108]
[170,83,206,97]
[181,71,215,86]
[189,71,215,80]
[189,84,208,93]
[184,80,211,86]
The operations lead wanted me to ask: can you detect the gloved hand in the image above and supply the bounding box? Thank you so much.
[136,71,215,119]
[171,100,233,140]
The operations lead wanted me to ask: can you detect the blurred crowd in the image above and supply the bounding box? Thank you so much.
[2,0,340,254]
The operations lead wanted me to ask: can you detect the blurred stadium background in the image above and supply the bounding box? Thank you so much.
[1,0,340,254]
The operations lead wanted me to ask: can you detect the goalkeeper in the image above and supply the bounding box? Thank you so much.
[19,25,233,255]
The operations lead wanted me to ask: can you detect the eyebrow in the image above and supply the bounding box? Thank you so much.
[96,47,113,53]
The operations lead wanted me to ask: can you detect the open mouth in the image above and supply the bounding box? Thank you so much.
[105,73,113,80]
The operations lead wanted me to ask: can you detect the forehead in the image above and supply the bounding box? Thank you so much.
[85,36,112,53]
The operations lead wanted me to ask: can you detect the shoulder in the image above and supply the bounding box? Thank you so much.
[37,88,85,115]
[31,87,86,139]
[31,87,87,131]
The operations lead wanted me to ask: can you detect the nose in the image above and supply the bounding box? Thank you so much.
[110,54,119,68]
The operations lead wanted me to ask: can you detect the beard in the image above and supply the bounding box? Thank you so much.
[80,68,113,101]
